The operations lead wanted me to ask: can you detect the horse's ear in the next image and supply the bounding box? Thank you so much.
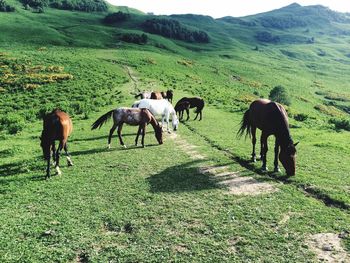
[294,142,299,147]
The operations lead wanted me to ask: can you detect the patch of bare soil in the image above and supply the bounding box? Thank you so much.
[307,233,349,262]
[168,134,276,195]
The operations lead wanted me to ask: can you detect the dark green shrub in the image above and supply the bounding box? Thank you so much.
[0,114,26,134]
[142,18,210,43]
[119,33,148,45]
[329,118,350,131]
[269,85,291,105]
[0,0,15,11]
[255,31,280,43]
[103,12,130,24]
[294,113,309,122]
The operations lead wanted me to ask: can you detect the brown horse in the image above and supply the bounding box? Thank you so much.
[238,99,298,176]
[91,107,163,148]
[40,109,73,179]
[175,97,204,121]
[150,91,163,100]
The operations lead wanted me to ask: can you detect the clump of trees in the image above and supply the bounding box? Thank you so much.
[142,18,210,43]
[21,0,108,12]
[50,0,107,12]
[329,118,350,131]
[259,15,307,29]
[119,33,148,45]
[0,0,15,12]
[269,85,291,105]
[103,11,130,24]
[255,31,280,43]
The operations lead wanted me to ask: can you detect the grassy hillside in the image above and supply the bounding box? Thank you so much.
[0,1,349,261]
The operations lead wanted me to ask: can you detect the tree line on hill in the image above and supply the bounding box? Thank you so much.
[0,0,15,12]
[21,0,107,12]
[142,18,210,43]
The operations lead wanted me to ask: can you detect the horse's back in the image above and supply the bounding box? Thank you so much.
[249,99,287,131]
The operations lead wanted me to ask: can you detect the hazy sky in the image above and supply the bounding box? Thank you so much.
[106,1,350,18]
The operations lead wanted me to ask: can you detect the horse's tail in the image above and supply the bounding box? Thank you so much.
[237,109,251,138]
[91,109,114,130]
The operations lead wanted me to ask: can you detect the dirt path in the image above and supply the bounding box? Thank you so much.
[307,233,349,262]
[125,66,139,94]
[167,132,276,196]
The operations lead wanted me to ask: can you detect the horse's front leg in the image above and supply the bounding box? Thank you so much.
[117,123,126,148]
[194,109,199,120]
[186,108,190,121]
[46,154,51,179]
[64,143,73,166]
[55,142,63,175]
[166,113,171,133]
[199,110,203,121]
[51,141,56,166]
[273,138,281,173]
[260,132,268,172]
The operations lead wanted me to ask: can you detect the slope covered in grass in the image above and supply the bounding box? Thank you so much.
[0,1,349,261]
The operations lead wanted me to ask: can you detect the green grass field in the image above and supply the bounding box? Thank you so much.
[0,1,349,262]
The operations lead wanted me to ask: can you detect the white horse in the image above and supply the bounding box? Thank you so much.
[133,99,179,132]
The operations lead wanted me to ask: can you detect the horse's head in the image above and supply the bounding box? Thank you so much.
[154,123,163,145]
[279,142,298,176]
[172,116,179,131]
[40,133,50,160]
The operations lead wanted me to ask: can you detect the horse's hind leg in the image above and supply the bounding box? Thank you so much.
[117,123,126,148]
[273,138,281,173]
[64,143,73,166]
[251,126,257,162]
[135,125,142,146]
[260,132,268,172]
[51,141,56,165]
[55,142,63,175]
[108,123,118,149]
[141,124,146,147]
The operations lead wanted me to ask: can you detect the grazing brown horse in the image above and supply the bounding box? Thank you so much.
[150,91,163,100]
[91,107,163,148]
[175,97,204,121]
[238,99,298,176]
[40,109,73,179]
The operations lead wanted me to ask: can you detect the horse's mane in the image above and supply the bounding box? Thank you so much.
[271,102,292,145]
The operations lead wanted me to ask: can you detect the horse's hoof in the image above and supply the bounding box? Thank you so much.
[261,166,268,173]
[55,167,62,176]
[123,145,127,149]
[167,131,171,134]
[107,144,111,149]
[274,168,281,173]
[67,157,73,166]
[251,157,256,163]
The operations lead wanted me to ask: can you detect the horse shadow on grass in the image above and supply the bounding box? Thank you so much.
[70,132,142,143]
[147,160,220,193]
[70,143,161,156]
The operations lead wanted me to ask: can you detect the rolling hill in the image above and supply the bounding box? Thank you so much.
[0,1,349,262]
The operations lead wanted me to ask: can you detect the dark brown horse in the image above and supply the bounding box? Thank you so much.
[91,107,163,148]
[174,101,190,121]
[40,109,73,179]
[175,97,204,121]
[238,99,298,176]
